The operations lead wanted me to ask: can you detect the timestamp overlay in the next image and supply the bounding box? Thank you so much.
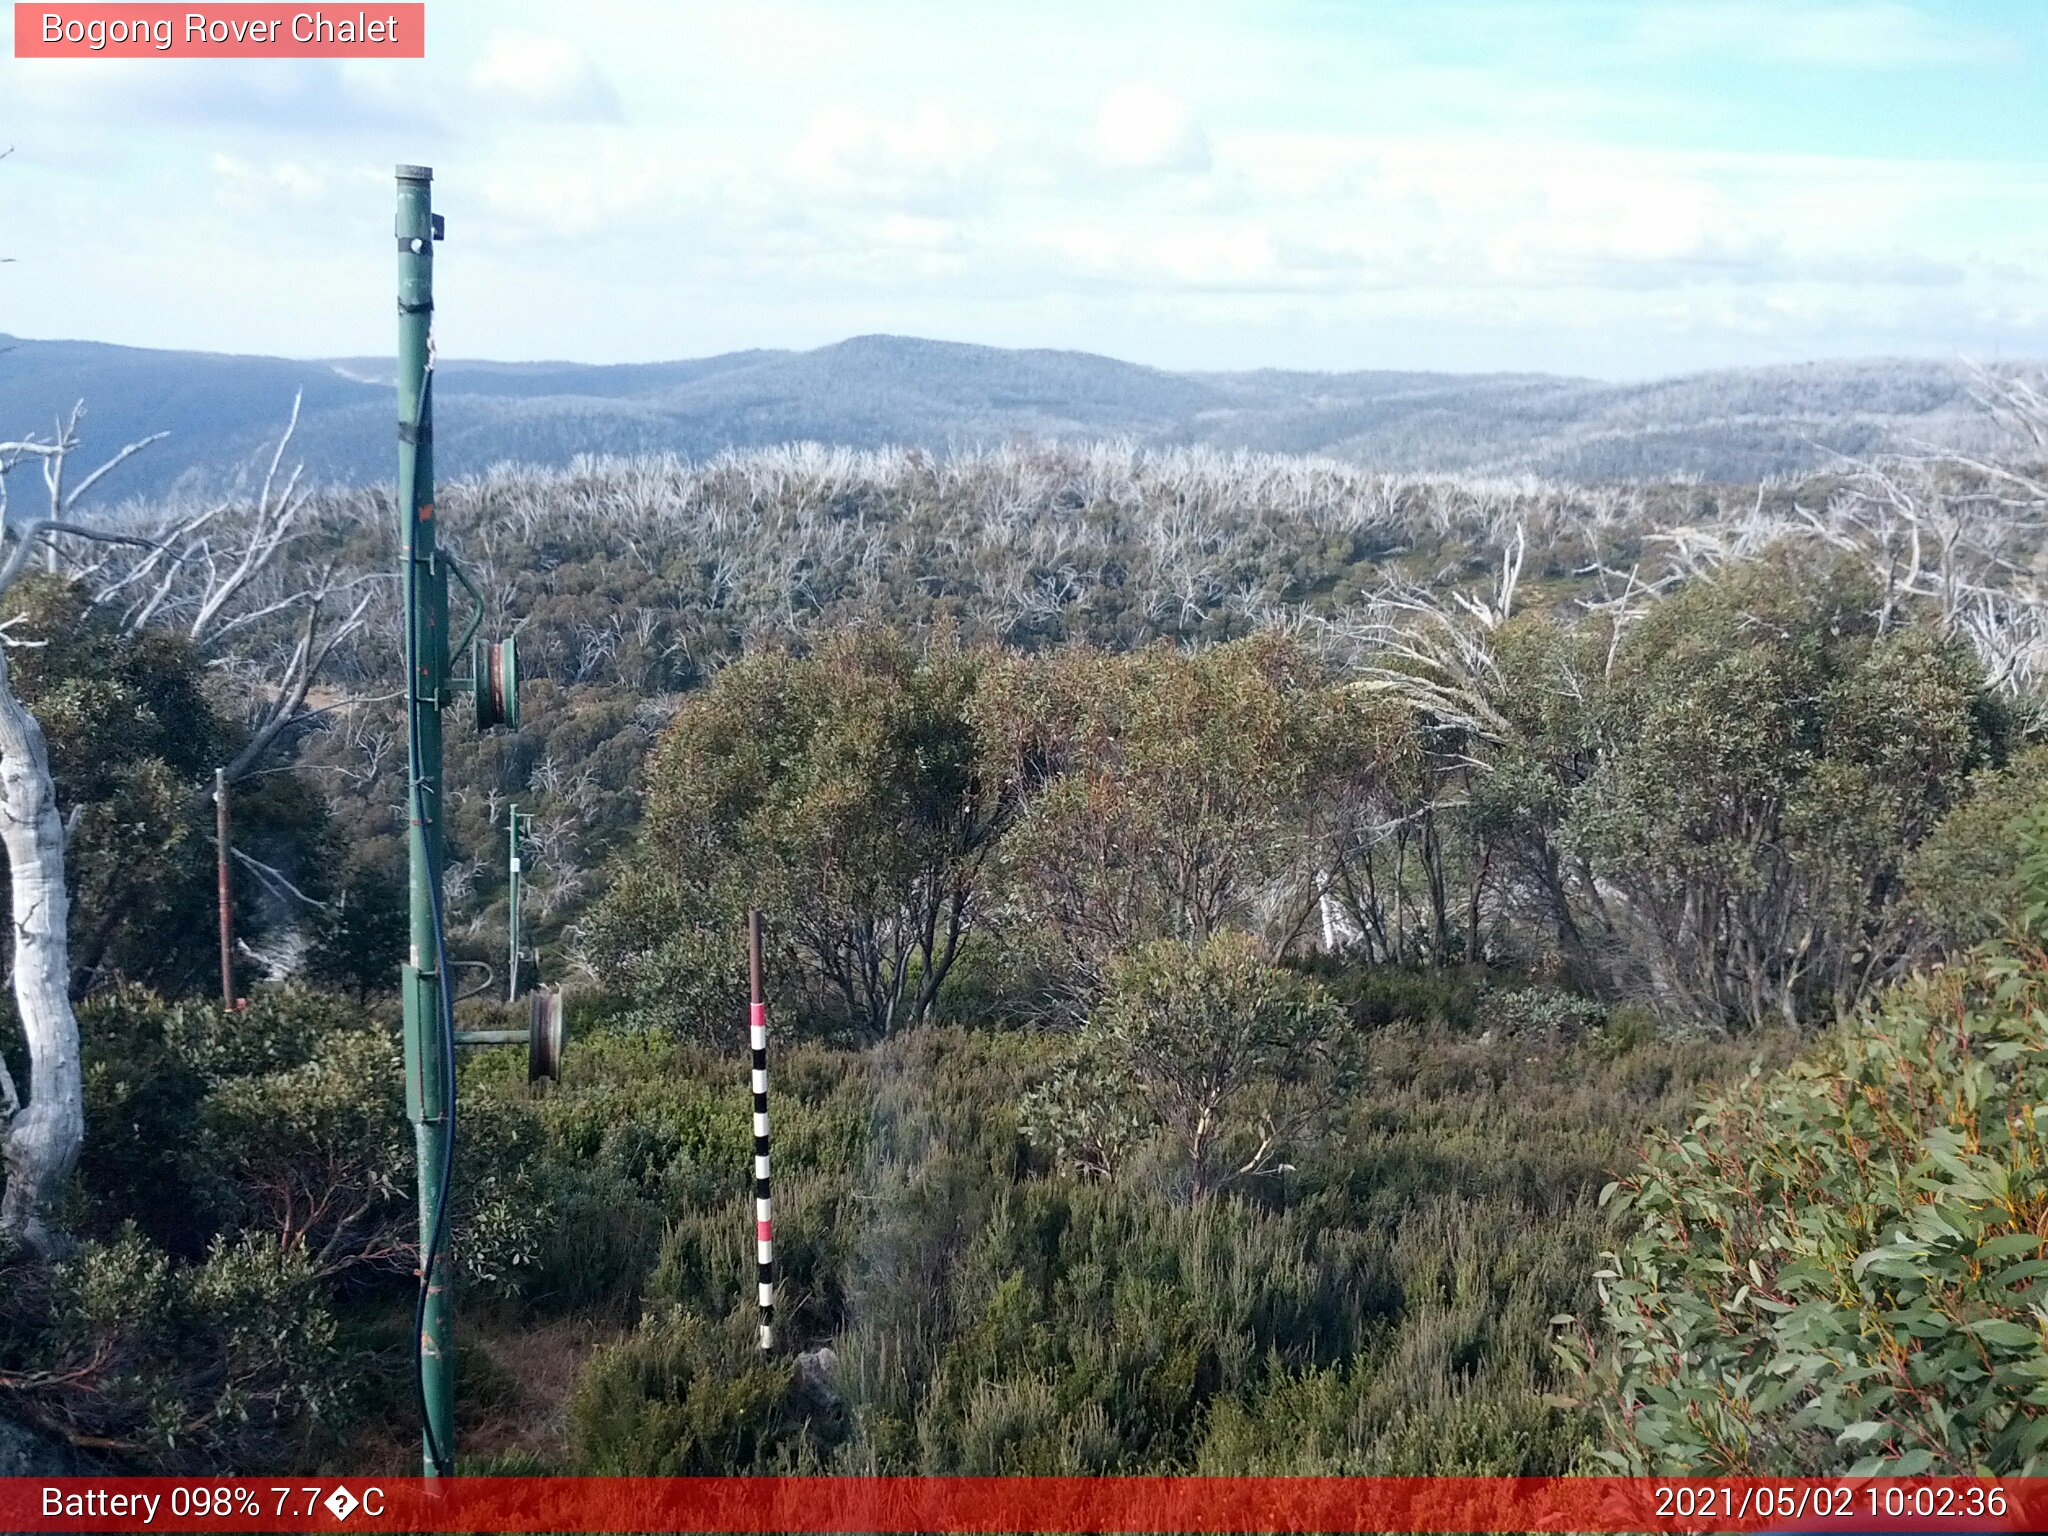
[1,1475,2042,1532]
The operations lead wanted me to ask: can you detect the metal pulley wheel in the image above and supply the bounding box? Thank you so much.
[476,634,519,730]
[528,988,564,1083]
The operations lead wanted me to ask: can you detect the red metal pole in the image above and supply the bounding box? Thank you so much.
[215,767,233,1010]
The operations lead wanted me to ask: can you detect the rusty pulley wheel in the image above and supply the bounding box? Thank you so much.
[528,988,564,1083]
[475,634,519,731]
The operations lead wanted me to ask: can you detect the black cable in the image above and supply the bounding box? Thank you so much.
[403,361,457,1478]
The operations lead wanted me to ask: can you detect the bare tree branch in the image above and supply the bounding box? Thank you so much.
[230,847,327,909]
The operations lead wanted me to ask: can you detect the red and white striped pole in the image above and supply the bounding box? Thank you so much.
[747,910,774,1352]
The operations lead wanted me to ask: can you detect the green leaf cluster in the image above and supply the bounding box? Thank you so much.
[1584,813,2048,1473]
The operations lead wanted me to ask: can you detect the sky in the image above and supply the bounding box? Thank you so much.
[2,0,2045,378]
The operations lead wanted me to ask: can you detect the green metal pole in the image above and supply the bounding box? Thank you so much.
[506,804,523,1004]
[395,162,454,1478]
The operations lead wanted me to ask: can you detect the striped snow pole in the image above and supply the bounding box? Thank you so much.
[748,910,774,1352]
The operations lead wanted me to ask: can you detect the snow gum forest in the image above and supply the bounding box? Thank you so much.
[6,373,2048,1478]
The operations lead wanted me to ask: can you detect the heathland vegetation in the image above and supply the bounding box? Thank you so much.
[4,388,2048,1474]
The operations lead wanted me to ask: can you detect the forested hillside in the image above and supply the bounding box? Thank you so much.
[4,384,2048,1476]
[0,332,2030,499]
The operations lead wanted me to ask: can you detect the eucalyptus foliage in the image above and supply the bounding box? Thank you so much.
[1582,815,2048,1473]
[587,631,1004,1040]
[976,635,1404,992]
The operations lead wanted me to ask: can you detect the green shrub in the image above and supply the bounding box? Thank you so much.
[1478,985,1606,1044]
[1321,962,1484,1032]
[304,860,408,1002]
[1022,933,1356,1199]
[1195,1364,1593,1475]
[74,988,389,1255]
[1555,553,1997,1030]
[162,987,368,1080]
[935,1373,1120,1474]
[74,987,209,1250]
[568,1310,806,1473]
[74,987,554,1297]
[49,972,1766,1478]
[192,1026,409,1279]
[587,632,1004,1041]
[1589,1003,1660,1062]
[0,1227,344,1469]
[1018,1039,1151,1183]
[1581,817,2048,1473]
[1906,745,2048,951]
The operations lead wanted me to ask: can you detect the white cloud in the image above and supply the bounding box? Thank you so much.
[872,214,963,250]
[467,32,623,121]
[1091,84,1210,173]
[4,0,2043,374]
[1629,1,2002,68]
[970,131,2044,313]
[211,153,331,204]
[789,103,996,181]
[782,102,1016,220]
[471,146,672,241]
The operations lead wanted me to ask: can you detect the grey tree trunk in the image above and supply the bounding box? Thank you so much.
[0,643,80,1255]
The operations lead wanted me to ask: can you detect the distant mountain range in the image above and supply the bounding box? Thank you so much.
[0,331,2024,502]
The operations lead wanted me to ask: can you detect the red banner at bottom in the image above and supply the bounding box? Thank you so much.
[6,1475,2043,1533]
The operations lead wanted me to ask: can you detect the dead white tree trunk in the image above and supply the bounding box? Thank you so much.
[0,399,348,1250]
[0,639,77,1254]
[0,408,167,1253]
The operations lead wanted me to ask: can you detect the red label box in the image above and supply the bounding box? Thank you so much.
[13,4,425,57]
[1,1476,2040,1533]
